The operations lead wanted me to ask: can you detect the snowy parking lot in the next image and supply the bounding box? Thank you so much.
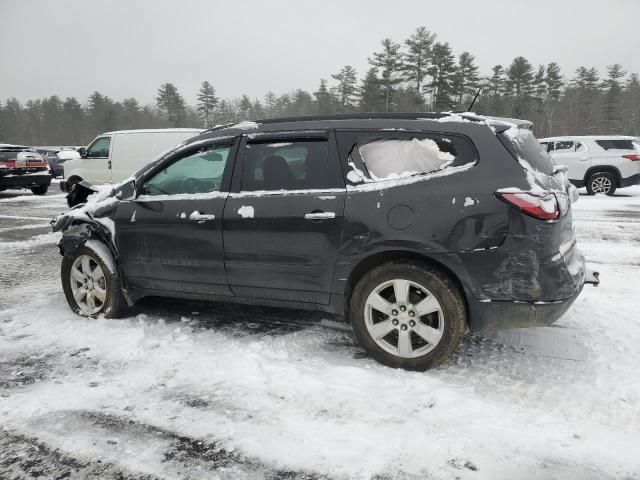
[1,186,639,479]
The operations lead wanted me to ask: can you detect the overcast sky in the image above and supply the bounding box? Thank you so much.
[2,0,639,105]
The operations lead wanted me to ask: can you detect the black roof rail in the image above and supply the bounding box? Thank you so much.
[254,112,450,124]
[199,112,493,136]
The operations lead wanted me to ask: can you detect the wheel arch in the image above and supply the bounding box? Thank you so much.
[583,166,621,186]
[343,249,470,323]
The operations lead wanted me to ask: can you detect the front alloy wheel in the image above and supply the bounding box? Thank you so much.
[69,254,107,314]
[61,244,127,318]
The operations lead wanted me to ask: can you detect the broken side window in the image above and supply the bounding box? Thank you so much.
[351,135,477,182]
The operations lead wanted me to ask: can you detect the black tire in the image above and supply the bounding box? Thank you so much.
[30,185,48,195]
[61,244,127,318]
[586,172,617,196]
[349,261,466,371]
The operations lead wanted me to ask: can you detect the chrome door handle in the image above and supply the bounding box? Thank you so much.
[189,211,216,223]
[304,211,335,220]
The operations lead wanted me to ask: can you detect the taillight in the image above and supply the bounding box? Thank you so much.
[622,154,640,161]
[496,190,565,221]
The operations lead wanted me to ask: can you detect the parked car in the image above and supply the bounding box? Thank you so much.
[61,128,203,191]
[539,136,640,195]
[36,148,80,178]
[52,113,598,371]
[0,144,52,194]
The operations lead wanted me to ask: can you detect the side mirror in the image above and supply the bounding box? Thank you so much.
[78,147,87,158]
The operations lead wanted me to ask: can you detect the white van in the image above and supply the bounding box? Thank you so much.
[62,128,203,188]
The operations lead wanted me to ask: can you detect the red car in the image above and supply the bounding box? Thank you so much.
[0,144,52,195]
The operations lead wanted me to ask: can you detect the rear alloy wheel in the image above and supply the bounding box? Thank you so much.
[30,185,48,195]
[586,172,617,196]
[61,245,126,318]
[349,262,466,371]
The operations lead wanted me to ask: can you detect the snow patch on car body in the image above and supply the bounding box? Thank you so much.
[229,188,344,198]
[346,163,475,193]
[232,121,260,131]
[136,192,228,202]
[237,206,254,218]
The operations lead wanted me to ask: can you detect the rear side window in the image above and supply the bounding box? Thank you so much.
[241,140,329,191]
[554,141,574,151]
[350,134,476,182]
[595,139,637,150]
[501,128,555,175]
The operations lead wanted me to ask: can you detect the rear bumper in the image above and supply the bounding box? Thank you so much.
[620,173,640,188]
[467,247,597,332]
[0,173,52,189]
[467,288,583,331]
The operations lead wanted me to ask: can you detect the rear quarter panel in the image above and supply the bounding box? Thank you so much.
[332,126,531,298]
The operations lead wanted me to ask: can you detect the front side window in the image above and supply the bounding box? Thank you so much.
[241,140,328,191]
[142,145,230,196]
[350,134,476,182]
[86,136,111,158]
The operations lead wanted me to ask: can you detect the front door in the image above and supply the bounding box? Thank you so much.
[114,139,237,296]
[82,135,112,181]
[223,131,346,304]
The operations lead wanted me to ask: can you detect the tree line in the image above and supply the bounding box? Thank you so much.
[2,26,640,146]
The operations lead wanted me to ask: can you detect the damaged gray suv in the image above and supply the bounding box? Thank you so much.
[52,113,599,371]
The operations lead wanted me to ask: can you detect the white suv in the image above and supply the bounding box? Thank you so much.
[539,136,640,195]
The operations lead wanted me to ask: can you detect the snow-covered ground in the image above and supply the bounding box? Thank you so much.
[1,187,639,479]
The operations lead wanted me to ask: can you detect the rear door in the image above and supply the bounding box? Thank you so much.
[550,140,590,181]
[222,130,346,304]
[114,137,238,296]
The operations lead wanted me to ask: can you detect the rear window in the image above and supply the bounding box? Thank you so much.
[0,150,34,161]
[351,135,476,182]
[595,139,638,151]
[501,128,555,175]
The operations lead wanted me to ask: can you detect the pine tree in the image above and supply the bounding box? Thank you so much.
[427,42,456,111]
[601,64,626,133]
[545,62,563,102]
[369,38,403,112]
[506,56,534,117]
[536,63,563,136]
[452,51,480,108]
[156,83,186,127]
[402,26,435,108]
[358,68,385,112]
[331,65,358,112]
[24,100,43,145]
[264,91,277,118]
[623,73,640,135]
[2,98,25,143]
[238,94,252,119]
[62,97,85,144]
[197,81,218,127]
[485,65,506,115]
[314,80,334,114]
